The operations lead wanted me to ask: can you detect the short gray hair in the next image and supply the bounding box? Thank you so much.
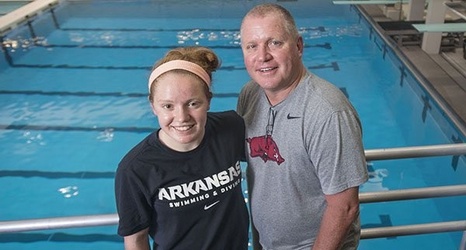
[241,3,300,40]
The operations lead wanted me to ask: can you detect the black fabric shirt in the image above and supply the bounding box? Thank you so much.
[115,111,249,250]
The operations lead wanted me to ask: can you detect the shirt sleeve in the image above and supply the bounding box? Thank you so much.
[115,164,152,236]
[311,110,368,195]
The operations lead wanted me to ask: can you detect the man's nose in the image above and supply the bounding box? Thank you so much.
[257,45,272,62]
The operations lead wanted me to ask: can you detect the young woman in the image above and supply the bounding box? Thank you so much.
[115,46,249,250]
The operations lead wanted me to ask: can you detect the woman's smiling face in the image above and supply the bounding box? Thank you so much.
[150,72,210,152]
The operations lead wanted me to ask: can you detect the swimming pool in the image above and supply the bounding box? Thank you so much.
[0,0,465,249]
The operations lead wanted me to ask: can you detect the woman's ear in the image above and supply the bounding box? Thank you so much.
[149,96,158,116]
[150,103,158,116]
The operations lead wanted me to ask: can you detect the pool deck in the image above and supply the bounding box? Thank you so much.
[360,5,466,134]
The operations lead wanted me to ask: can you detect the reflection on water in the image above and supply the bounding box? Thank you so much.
[58,185,79,198]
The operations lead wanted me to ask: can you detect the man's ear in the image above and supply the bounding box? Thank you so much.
[297,36,304,57]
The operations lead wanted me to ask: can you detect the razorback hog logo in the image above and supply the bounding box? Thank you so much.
[247,135,285,165]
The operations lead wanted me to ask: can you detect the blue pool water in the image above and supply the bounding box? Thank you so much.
[0,1,465,249]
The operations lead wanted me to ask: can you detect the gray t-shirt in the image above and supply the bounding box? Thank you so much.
[237,72,368,249]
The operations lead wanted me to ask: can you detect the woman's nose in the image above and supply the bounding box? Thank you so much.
[174,106,190,121]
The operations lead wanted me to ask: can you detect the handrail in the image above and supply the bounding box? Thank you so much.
[1,184,465,234]
[1,213,465,241]
[365,143,466,161]
[0,214,118,233]
[360,184,466,203]
[361,220,466,239]
[0,143,465,236]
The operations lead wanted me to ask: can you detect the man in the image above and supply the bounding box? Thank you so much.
[237,3,368,250]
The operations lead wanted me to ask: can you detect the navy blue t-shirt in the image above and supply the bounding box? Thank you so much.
[115,111,249,250]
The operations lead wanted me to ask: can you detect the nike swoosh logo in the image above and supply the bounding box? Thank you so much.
[287,113,301,119]
[204,201,220,210]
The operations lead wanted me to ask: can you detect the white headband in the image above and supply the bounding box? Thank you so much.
[148,60,211,92]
